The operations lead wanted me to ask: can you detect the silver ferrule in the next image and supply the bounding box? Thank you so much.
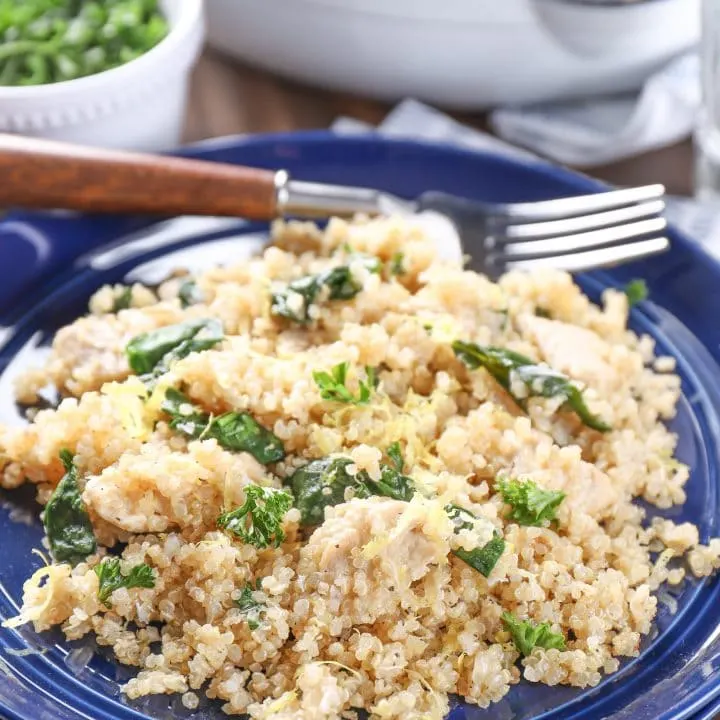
[274,171,396,218]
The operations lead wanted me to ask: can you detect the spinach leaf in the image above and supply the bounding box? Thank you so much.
[452,535,506,578]
[271,255,381,323]
[161,387,211,438]
[210,412,286,464]
[445,503,505,577]
[236,581,265,630]
[44,450,96,565]
[501,612,566,656]
[313,362,377,405]
[271,275,321,324]
[452,341,610,432]
[94,557,155,606]
[356,465,415,502]
[497,477,565,527]
[126,318,223,378]
[178,280,204,308]
[624,278,648,307]
[217,485,293,548]
[161,389,285,464]
[290,456,416,526]
[386,441,404,472]
[290,457,359,527]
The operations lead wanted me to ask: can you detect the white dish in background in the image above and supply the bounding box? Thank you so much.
[206,0,698,109]
[0,0,205,151]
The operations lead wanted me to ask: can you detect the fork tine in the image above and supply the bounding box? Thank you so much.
[500,184,665,222]
[505,236,670,274]
[498,218,667,258]
[499,200,665,242]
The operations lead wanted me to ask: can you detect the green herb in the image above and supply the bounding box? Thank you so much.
[497,477,565,527]
[452,341,610,432]
[386,442,404,472]
[271,275,321,324]
[445,504,505,577]
[217,485,293,548]
[0,1,169,87]
[210,412,285,464]
[624,278,648,307]
[271,255,381,323]
[178,279,204,308]
[126,318,223,380]
[94,557,155,606]
[356,464,415,502]
[389,252,405,276]
[236,582,265,630]
[161,388,285,464]
[313,362,377,405]
[43,449,96,565]
[453,535,506,578]
[161,387,210,437]
[501,612,566,656]
[290,456,416,526]
[112,286,132,312]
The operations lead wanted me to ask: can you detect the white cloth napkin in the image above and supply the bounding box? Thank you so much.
[331,98,720,261]
[490,52,700,168]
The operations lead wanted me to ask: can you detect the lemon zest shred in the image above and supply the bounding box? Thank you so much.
[303,660,361,679]
[3,563,70,629]
[406,669,446,720]
[101,377,151,440]
[31,548,50,566]
[264,690,297,714]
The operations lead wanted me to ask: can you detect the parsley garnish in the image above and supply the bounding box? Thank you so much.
[313,362,378,405]
[236,582,265,630]
[452,341,610,432]
[44,450,96,565]
[624,278,648,307]
[502,612,566,656]
[217,485,293,548]
[126,318,223,382]
[161,388,285,464]
[497,477,565,527]
[94,557,155,606]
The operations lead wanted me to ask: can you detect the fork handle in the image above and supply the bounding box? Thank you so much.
[0,133,390,220]
[0,133,283,219]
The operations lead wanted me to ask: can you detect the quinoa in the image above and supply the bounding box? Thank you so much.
[1,215,718,719]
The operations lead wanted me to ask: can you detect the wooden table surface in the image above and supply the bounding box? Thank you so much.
[184,48,695,197]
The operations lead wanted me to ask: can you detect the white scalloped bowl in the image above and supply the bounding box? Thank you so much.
[0,0,204,151]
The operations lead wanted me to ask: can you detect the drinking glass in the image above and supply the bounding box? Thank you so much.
[696,0,720,199]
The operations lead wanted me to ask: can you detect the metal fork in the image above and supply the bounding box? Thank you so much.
[0,134,668,278]
[276,177,668,279]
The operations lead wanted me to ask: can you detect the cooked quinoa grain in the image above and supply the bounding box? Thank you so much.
[1,216,718,719]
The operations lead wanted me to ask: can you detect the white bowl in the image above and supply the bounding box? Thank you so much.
[206,0,698,109]
[0,0,205,151]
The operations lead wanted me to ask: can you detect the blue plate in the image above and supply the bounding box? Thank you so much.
[0,133,719,720]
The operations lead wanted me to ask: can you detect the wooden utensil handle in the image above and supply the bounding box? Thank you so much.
[0,134,279,219]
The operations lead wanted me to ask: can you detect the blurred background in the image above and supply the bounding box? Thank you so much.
[0,0,715,201]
